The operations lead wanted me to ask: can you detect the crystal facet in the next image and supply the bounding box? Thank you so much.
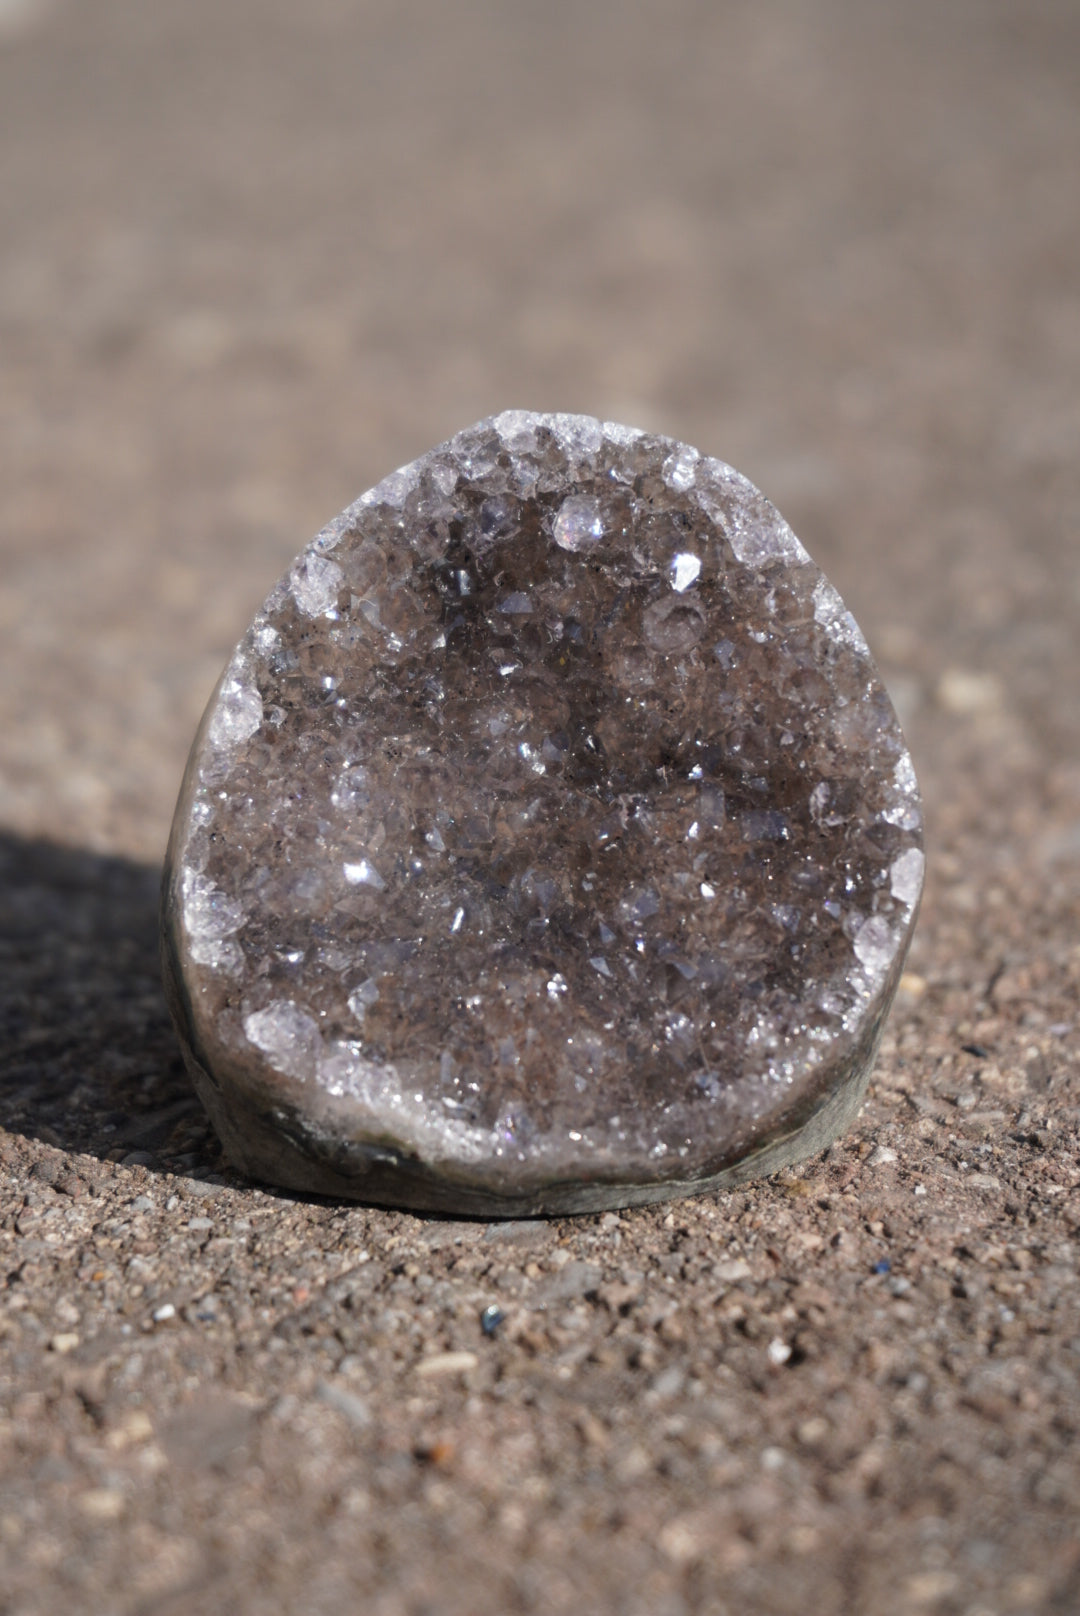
[162,413,924,1214]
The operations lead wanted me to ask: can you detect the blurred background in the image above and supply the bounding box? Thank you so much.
[2,0,1077,868]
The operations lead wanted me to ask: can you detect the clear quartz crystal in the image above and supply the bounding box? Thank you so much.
[162,412,924,1214]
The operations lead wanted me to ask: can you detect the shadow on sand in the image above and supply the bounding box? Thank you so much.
[0,833,220,1177]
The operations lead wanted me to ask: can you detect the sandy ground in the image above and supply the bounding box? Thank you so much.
[1,1,1079,1612]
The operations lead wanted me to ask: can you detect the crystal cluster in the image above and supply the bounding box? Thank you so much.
[162,412,923,1214]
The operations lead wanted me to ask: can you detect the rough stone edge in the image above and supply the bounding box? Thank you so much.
[162,857,916,1215]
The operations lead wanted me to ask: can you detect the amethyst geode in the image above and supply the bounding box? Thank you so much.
[162,413,923,1214]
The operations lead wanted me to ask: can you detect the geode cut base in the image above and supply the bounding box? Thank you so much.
[162,412,923,1215]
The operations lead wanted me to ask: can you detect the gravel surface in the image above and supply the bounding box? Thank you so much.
[1,3,1078,1613]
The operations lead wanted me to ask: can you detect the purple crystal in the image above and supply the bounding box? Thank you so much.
[161,412,923,1214]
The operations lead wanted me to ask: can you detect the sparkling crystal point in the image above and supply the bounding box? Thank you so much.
[161,413,923,1214]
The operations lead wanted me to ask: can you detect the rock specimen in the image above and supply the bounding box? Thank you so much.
[162,413,924,1214]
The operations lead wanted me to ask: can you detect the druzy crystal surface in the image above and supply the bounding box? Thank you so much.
[162,413,924,1214]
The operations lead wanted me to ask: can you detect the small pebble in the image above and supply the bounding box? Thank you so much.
[650,1366,685,1400]
[415,1351,479,1378]
[480,1305,505,1336]
[767,1338,792,1366]
[797,1417,830,1447]
[317,1381,370,1428]
[415,1438,455,1466]
[152,1303,176,1323]
[936,668,1003,715]
[711,1256,752,1283]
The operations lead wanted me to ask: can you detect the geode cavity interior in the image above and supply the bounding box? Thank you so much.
[162,412,923,1214]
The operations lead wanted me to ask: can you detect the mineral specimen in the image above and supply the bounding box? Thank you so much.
[162,412,924,1214]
